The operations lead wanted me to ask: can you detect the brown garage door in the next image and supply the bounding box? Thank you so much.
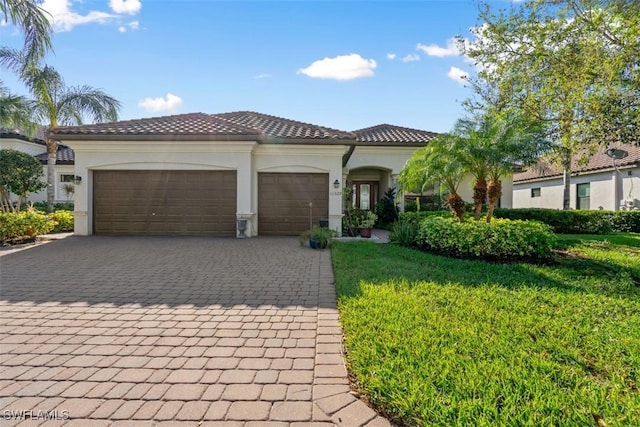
[93,170,237,236]
[258,173,328,235]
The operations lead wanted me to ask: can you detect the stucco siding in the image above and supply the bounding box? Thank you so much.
[513,166,640,210]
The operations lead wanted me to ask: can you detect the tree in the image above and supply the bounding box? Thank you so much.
[0,83,38,135]
[460,0,640,209]
[452,112,548,221]
[399,134,467,221]
[0,149,46,212]
[0,48,120,210]
[0,0,53,65]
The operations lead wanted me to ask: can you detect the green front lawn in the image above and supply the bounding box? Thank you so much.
[331,234,640,426]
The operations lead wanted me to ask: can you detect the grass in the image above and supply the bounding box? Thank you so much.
[331,233,640,426]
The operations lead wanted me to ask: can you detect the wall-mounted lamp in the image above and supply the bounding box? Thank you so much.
[333,179,340,189]
[72,175,82,185]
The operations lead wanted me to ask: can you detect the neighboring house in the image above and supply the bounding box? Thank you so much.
[513,144,640,211]
[50,111,441,237]
[0,131,76,204]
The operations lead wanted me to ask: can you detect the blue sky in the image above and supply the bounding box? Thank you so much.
[1,1,517,133]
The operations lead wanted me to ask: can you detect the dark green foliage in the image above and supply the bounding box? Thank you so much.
[374,187,398,226]
[0,149,46,212]
[399,210,457,224]
[30,201,74,213]
[495,208,640,234]
[417,216,557,261]
[389,220,419,247]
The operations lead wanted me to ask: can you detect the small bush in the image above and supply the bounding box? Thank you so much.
[494,208,640,234]
[49,210,74,232]
[399,210,456,225]
[389,220,420,247]
[417,216,556,261]
[30,201,75,213]
[0,210,56,244]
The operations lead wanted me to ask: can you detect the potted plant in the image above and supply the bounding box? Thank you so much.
[299,225,335,249]
[357,211,378,238]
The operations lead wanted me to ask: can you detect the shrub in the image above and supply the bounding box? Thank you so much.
[0,210,56,244]
[494,208,640,234]
[30,201,75,213]
[389,220,420,247]
[49,210,74,232]
[399,210,457,225]
[416,216,556,261]
[374,188,399,226]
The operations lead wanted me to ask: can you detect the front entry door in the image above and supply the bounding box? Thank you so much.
[351,181,378,211]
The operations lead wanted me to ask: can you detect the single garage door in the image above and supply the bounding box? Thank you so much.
[258,173,328,235]
[93,170,237,236]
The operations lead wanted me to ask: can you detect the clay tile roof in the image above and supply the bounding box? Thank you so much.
[50,113,260,139]
[514,144,640,183]
[36,146,75,165]
[215,111,355,141]
[353,124,438,146]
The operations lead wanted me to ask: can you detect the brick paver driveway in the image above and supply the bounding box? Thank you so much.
[0,236,389,426]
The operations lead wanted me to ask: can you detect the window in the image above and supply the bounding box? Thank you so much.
[531,188,541,198]
[351,181,379,211]
[60,174,75,183]
[577,183,590,210]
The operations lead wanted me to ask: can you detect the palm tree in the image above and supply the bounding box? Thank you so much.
[0,48,121,209]
[0,83,38,135]
[0,0,53,65]
[399,134,467,221]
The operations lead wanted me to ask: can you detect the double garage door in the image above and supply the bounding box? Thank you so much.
[93,170,237,236]
[93,170,328,236]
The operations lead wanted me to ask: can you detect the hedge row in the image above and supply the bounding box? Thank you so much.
[493,208,640,234]
[0,210,74,244]
[416,216,557,261]
[400,209,640,234]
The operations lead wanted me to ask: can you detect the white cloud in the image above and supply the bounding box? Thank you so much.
[254,73,272,79]
[138,93,183,112]
[386,53,396,60]
[42,0,113,32]
[447,66,469,86]
[402,54,420,63]
[118,20,139,32]
[109,0,142,15]
[416,38,460,57]
[297,54,377,81]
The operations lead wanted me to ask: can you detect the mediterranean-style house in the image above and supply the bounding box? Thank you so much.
[49,111,442,237]
[0,131,76,204]
[513,144,640,211]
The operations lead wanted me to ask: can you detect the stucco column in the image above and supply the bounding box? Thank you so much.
[329,167,345,236]
[73,165,90,235]
[236,151,255,237]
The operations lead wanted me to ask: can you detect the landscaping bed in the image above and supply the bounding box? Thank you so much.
[331,234,640,426]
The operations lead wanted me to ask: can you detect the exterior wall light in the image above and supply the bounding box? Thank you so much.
[333,179,340,189]
[73,176,82,185]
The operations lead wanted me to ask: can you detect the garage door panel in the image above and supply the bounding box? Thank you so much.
[94,170,237,236]
[258,173,328,236]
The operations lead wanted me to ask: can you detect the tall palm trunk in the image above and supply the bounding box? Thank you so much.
[486,178,502,223]
[447,192,466,222]
[45,128,57,211]
[472,177,487,220]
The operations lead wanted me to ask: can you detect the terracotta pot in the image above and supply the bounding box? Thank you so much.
[359,228,372,238]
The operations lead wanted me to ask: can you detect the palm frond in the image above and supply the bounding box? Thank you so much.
[0,0,53,63]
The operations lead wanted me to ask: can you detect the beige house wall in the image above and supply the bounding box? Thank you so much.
[513,166,640,210]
